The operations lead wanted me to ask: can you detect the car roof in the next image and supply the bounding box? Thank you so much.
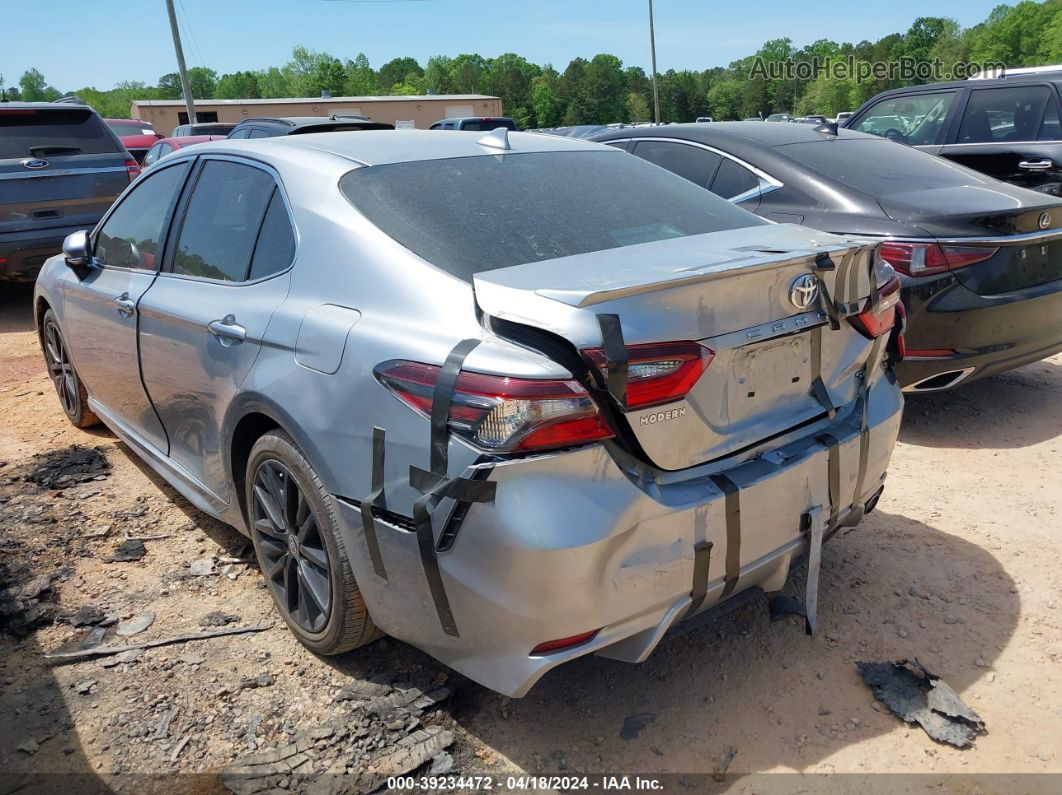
[189,129,606,168]
[596,120,878,148]
[1,101,101,111]
[433,116,514,122]
[162,135,225,145]
[865,71,1062,99]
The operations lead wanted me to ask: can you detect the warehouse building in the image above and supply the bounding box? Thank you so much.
[129,94,503,135]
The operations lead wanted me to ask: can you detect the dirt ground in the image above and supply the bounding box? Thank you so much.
[1,281,1060,793]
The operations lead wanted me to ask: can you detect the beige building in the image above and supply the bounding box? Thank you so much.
[130,94,503,136]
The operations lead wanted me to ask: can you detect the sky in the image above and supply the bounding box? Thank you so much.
[2,0,1007,92]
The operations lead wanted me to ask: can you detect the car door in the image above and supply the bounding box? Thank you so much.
[847,89,961,154]
[137,156,295,503]
[60,159,191,451]
[937,83,1062,194]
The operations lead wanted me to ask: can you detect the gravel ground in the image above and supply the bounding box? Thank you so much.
[1,282,1060,793]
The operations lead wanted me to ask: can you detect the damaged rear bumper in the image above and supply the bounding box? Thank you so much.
[335,375,902,697]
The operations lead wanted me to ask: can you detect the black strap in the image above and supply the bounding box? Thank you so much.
[833,250,851,316]
[804,508,826,635]
[429,339,480,476]
[853,334,887,506]
[709,474,741,598]
[816,433,841,530]
[812,253,841,331]
[413,490,459,636]
[358,426,389,580]
[596,313,628,409]
[808,325,837,417]
[683,540,713,619]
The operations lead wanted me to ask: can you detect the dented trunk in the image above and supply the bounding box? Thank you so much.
[474,223,883,470]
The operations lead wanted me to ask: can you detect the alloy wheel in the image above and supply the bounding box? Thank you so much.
[251,460,333,634]
[44,320,78,417]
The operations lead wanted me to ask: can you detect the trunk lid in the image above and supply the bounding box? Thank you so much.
[0,106,129,235]
[475,223,882,470]
[878,188,1062,294]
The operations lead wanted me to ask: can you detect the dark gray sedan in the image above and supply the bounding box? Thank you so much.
[594,122,1062,391]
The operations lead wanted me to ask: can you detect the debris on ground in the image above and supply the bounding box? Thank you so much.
[200,610,242,627]
[44,621,274,661]
[115,611,156,637]
[857,659,986,748]
[25,445,110,488]
[106,538,146,563]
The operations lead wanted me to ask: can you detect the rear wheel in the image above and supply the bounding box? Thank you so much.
[245,430,381,654]
[40,309,99,428]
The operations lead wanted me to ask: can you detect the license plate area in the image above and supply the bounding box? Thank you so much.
[726,334,814,417]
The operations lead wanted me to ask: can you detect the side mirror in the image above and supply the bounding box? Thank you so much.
[63,230,92,268]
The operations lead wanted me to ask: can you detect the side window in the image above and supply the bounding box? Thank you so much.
[248,129,270,139]
[95,163,189,270]
[604,140,629,150]
[710,158,760,200]
[631,140,721,187]
[958,86,1050,143]
[143,143,163,166]
[850,91,956,146]
[1041,100,1062,141]
[228,128,250,139]
[172,160,276,282]
[248,190,296,280]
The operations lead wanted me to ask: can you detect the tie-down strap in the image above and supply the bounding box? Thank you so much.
[407,338,498,638]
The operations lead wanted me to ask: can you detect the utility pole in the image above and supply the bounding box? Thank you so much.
[648,0,661,123]
[165,0,197,125]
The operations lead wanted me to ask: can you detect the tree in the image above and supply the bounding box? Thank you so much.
[448,54,488,94]
[257,67,293,98]
[582,54,626,123]
[488,53,539,125]
[531,74,561,127]
[345,53,378,95]
[215,71,260,99]
[378,58,423,95]
[186,67,217,99]
[626,91,651,122]
[19,68,60,102]
[156,73,182,99]
[424,55,454,94]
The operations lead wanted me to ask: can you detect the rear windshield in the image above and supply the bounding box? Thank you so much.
[107,120,155,136]
[340,150,766,281]
[0,108,120,158]
[777,138,988,195]
[459,119,517,131]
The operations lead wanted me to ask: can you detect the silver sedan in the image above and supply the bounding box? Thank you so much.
[34,130,904,696]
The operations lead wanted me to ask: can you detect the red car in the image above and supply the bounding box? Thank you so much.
[104,118,163,163]
[142,135,227,167]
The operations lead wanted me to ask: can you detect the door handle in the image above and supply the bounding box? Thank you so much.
[1019,159,1053,171]
[114,293,135,316]
[207,314,246,345]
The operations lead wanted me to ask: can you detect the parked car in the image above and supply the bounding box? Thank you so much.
[593,122,1062,391]
[2,102,138,282]
[105,118,163,163]
[765,113,793,122]
[171,122,237,137]
[695,116,714,123]
[797,115,827,125]
[143,135,226,167]
[844,72,1062,195]
[429,116,518,131]
[227,116,394,138]
[834,111,853,124]
[35,131,902,696]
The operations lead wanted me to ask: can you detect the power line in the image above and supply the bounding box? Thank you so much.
[176,0,207,69]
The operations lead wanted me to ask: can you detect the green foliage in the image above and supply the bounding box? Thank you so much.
[13,2,1062,124]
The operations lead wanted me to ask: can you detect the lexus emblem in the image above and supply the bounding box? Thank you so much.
[22,158,49,170]
[1038,211,1052,229]
[788,273,820,311]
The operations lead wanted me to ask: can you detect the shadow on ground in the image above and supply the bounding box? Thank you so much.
[450,509,1018,777]
[900,357,1062,449]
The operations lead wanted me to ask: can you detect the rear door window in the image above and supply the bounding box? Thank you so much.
[1041,100,1062,140]
[849,91,957,146]
[95,162,190,270]
[248,129,270,139]
[0,107,121,158]
[248,190,296,280]
[710,159,760,199]
[172,160,276,281]
[957,85,1051,143]
[631,140,721,187]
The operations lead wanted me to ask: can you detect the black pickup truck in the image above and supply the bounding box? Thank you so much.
[1,102,135,281]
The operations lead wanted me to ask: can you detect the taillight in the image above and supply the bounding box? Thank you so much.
[849,275,902,339]
[581,341,714,410]
[124,158,141,182]
[879,241,997,276]
[375,361,614,453]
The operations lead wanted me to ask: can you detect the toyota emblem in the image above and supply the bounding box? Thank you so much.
[788,273,820,311]
[1039,211,1052,229]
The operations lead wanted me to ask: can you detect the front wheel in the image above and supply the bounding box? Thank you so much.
[40,309,99,428]
[245,429,382,654]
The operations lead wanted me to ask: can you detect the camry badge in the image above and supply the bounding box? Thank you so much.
[1038,212,1052,229]
[788,273,820,311]
[22,158,49,170]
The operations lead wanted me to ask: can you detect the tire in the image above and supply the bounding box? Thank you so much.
[245,429,382,654]
[40,309,99,429]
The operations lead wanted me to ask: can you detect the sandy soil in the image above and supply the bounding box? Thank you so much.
[1,281,1060,792]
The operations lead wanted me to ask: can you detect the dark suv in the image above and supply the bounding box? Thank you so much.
[1,102,137,281]
[845,71,1062,195]
[226,116,394,139]
[429,117,518,131]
